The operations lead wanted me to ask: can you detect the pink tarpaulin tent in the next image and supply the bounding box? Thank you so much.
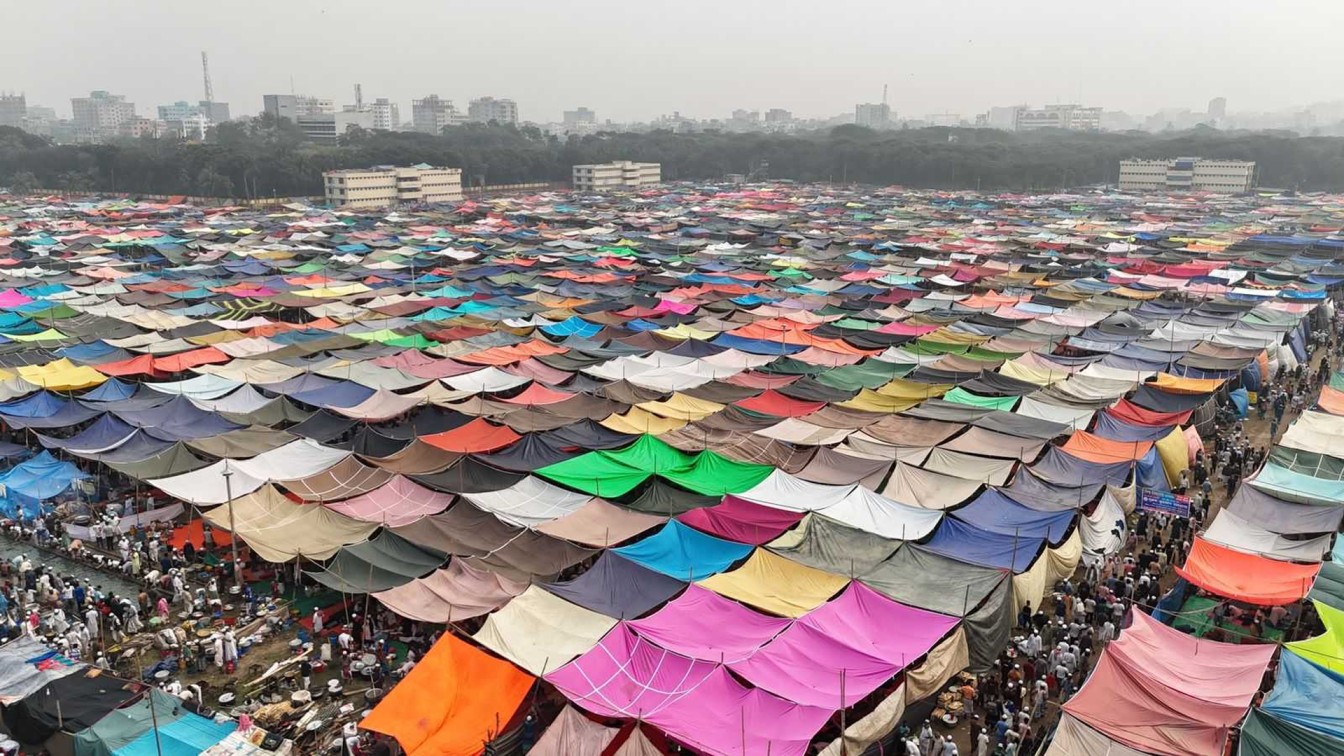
[322,474,456,526]
[546,625,831,756]
[1063,610,1275,756]
[727,583,958,707]
[626,585,790,663]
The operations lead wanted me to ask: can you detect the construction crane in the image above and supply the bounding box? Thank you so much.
[201,51,213,104]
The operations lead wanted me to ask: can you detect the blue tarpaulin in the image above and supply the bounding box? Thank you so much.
[0,451,89,519]
[114,713,237,756]
[950,489,1077,544]
[1260,650,1344,739]
[923,517,1044,573]
[1135,447,1170,492]
[1230,387,1250,418]
[613,521,752,580]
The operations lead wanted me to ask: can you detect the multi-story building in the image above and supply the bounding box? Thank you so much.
[468,97,518,125]
[20,106,55,136]
[158,101,201,122]
[1014,104,1102,132]
[764,108,792,124]
[119,117,164,139]
[855,102,891,128]
[1118,157,1255,193]
[410,95,464,134]
[563,107,596,128]
[262,94,333,122]
[70,91,136,141]
[323,165,464,208]
[571,161,661,192]
[296,110,376,143]
[0,94,26,129]
[370,98,399,131]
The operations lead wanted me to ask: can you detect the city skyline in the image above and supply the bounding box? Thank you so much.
[9,0,1344,124]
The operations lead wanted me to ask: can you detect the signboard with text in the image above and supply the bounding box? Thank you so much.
[1139,488,1191,518]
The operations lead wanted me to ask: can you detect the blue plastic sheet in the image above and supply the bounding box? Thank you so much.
[1261,650,1344,739]
[951,489,1077,543]
[923,517,1044,573]
[613,521,752,580]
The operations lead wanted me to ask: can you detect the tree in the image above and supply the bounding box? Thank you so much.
[5,171,37,195]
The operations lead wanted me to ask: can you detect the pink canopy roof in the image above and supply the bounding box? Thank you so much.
[546,624,831,756]
[1063,610,1275,756]
[322,474,456,526]
[626,585,789,663]
[675,495,806,545]
[727,583,958,707]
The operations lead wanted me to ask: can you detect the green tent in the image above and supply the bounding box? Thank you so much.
[1239,709,1344,756]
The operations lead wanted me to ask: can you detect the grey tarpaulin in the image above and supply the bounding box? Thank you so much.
[860,544,1011,672]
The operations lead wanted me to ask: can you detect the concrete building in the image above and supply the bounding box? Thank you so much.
[855,102,892,128]
[296,110,376,143]
[71,91,136,141]
[119,117,164,139]
[410,95,464,134]
[263,94,334,122]
[323,165,464,208]
[20,105,55,136]
[370,98,399,131]
[1207,97,1227,123]
[0,94,25,129]
[764,108,792,123]
[468,97,518,125]
[1014,104,1102,132]
[1118,157,1255,193]
[563,107,596,128]
[571,160,661,192]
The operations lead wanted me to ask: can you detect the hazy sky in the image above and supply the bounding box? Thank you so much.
[10,0,1343,123]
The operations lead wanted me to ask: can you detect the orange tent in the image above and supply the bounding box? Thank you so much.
[1060,431,1153,463]
[1176,538,1321,606]
[1150,373,1224,395]
[361,632,534,756]
[1319,386,1344,416]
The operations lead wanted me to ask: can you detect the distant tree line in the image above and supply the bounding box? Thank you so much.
[4,117,1344,198]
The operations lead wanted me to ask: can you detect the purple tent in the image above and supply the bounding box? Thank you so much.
[675,495,806,545]
[628,585,790,663]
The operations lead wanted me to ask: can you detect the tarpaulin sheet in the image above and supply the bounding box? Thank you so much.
[1043,714,1150,756]
[1261,649,1344,739]
[1203,509,1330,561]
[534,497,666,547]
[74,690,189,756]
[922,447,1016,485]
[629,584,790,662]
[114,713,237,756]
[461,476,592,527]
[473,585,618,675]
[952,489,1076,543]
[1227,483,1344,535]
[392,506,595,581]
[202,485,377,562]
[323,474,456,526]
[1309,561,1344,613]
[817,682,908,756]
[924,517,1044,572]
[1063,611,1271,756]
[766,513,900,575]
[545,625,831,756]
[0,636,82,706]
[542,552,686,620]
[676,495,806,545]
[1177,537,1321,605]
[728,582,956,707]
[1238,709,1344,756]
[613,520,753,580]
[421,417,521,453]
[360,632,534,756]
[880,461,983,509]
[698,549,848,617]
[859,544,1011,671]
[1248,462,1344,506]
[1061,430,1153,463]
[940,426,1045,459]
[373,559,527,623]
[306,530,445,593]
[1279,411,1344,455]
[3,671,139,746]
[529,706,617,756]
[1288,601,1344,675]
